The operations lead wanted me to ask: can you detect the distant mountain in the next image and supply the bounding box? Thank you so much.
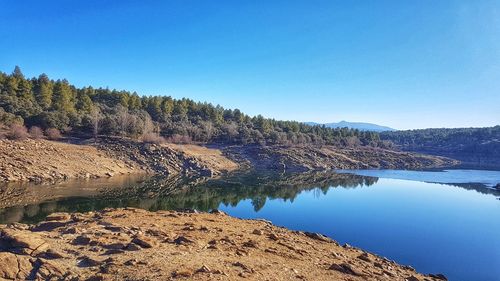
[305,121,396,132]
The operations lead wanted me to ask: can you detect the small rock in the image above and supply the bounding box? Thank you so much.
[173,270,193,278]
[196,265,211,273]
[45,213,71,221]
[174,235,195,245]
[242,240,258,248]
[132,235,156,248]
[268,233,279,241]
[252,229,263,235]
[125,243,141,251]
[357,252,372,262]
[304,232,331,242]
[79,256,103,267]
[210,209,226,215]
[328,263,362,276]
[72,235,91,245]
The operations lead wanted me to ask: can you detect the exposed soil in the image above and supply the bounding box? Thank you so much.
[0,138,239,183]
[0,139,138,183]
[223,144,459,172]
[0,138,458,183]
[0,208,447,281]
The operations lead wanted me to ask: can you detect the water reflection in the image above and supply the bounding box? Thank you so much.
[0,171,377,224]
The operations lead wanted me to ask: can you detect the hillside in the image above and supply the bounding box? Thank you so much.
[0,137,457,183]
[381,126,500,169]
[0,67,380,147]
[305,121,395,132]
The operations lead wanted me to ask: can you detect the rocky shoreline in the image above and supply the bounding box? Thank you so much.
[0,138,459,183]
[0,208,447,281]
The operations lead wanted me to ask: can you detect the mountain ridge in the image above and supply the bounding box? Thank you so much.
[305,121,396,132]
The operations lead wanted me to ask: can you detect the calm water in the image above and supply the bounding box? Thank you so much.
[1,170,499,281]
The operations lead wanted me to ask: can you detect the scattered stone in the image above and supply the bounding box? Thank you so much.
[79,256,103,267]
[268,233,279,241]
[242,240,258,248]
[252,229,263,235]
[196,264,211,273]
[173,235,195,245]
[103,249,125,255]
[125,243,141,251]
[357,252,372,262]
[328,263,362,276]
[32,221,68,231]
[45,212,71,221]
[406,276,421,281]
[304,231,331,242]
[210,209,226,215]
[36,248,67,259]
[132,235,156,248]
[72,235,91,245]
[102,242,127,250]
[173,269,193,278]
[232,261,254,273]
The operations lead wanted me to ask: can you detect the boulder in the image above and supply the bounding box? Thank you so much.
[0,252,33,279]
[0,228,48,255]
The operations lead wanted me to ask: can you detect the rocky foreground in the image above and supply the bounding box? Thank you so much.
[0,208,447,281]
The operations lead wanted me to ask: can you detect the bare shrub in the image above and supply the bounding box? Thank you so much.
[7,124,29,140]
[141,132,165,144]
[167,134,192,144]
[45,128,62,140]
[29,126,44,139]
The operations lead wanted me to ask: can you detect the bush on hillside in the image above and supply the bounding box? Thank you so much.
[29,126,44,139]
[45,128,62,140]
[141,132,165,144]
[7,124,29,140]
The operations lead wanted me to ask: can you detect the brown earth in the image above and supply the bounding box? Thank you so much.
[0,137,459,183]
[0,138,239,183]
[0,208,447,281]
[223,144,459,172]
[0,139,138,182]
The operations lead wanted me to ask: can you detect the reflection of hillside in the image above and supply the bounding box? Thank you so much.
[438,182,500,196]
[0,171,377,224]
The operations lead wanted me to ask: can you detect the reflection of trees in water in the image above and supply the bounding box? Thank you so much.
[0,171,377,224]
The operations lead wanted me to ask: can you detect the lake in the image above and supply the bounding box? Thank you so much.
[1,169,499,281]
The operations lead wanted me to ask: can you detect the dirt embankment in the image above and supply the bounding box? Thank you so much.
[0,208,447,281]
[0,139,138,182]
[224,145,459,172]
[0,138,239,183]
[0,138,458,183]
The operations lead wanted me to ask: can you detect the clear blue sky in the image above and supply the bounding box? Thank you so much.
[1,1,499,129]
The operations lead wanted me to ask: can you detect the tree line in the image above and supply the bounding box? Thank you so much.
[0,66,380,146]
[381,126,500,168]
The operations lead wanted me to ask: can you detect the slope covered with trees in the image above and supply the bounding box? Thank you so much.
[381,127,500,169]
[0,67,380,146]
